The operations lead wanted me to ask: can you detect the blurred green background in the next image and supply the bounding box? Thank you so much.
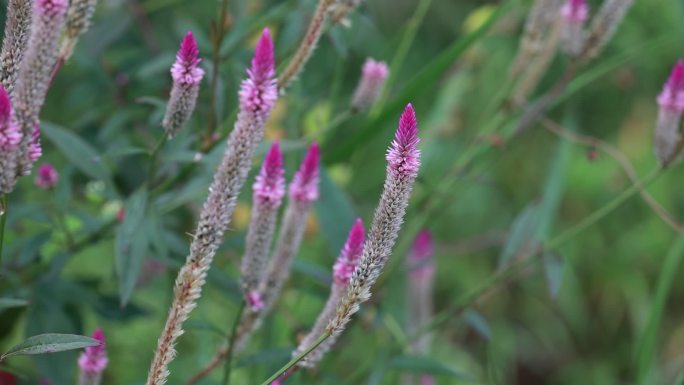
[2,0,684,384]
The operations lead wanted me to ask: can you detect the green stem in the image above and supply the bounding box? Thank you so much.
[259,332,331,385]
[0,194,7,267]
[221,300,246,385]
[147,134,167,189]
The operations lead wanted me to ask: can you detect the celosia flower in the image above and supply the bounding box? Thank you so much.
[296,219,365,369]
[145,28,277,385]
[162,31,205,138]
[0,0,33,95]
[13,0,68,175]
[654,60,684,165]
[34,163,58,189]
[239,28,277,118]
[0,85,21,193]
[560,0,589,56]
[289,142,320,203]
[27,124,42,164]
[241,142,285,311]
[60,0,97,61]
[327,103,421,340]
[78,328,108,385]
[351,58,389,112]
[582,0,634,60]
[408,230,435,280]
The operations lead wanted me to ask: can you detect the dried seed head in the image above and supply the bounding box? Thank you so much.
[60,0,97,60]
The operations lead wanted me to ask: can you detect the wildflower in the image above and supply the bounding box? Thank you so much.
[241,142,285,311]
[296,219,365,369]
[34,163,58,189]
[581,0,634,60]
[145,28,277,385]
[13,0,68,175]
[59,0,97,61]
[560,0,589,56]
[0,0,33,95]
[654,60,684,166]
[77,328,108,385]
[26,124,42,164]
[327,103,421,340]
[0,86,21,193]
[351,58,389,112]
[162,31,205,138]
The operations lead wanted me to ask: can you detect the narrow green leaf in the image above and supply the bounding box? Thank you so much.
[1,334,99,360]
[115,188,149,306]
[41,122,112,182]
[0,298,29,312]
[543,252,564,300]
[498,204,540,269]
[389,355,472,379]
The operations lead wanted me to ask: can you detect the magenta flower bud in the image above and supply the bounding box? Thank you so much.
[351,58,389,112]
[253,142,286,205]
[162,31,205,138]
[387,104,421,178]
[0,86,20,149]
[560,0,589,56]
[34,163,58,189]
[78,328,108,385]
[289,142,320,203]
[239,28,277,118]
[654,60,684,165]
[333,218,365,286]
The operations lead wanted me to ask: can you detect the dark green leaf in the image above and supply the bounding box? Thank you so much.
[1,334,99,359]
[0,298,29,312]
[115,188,149,306]
[41,122,112,182]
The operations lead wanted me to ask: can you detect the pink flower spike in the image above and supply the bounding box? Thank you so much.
[657,60,684,112]
[36,0,68,17]
[561,0,589,23]
[409,230,435,280]
[289,142,320,203]
[78,328,108,375]
[351,58,389,111]
[387,103,421,177]
[239,28,277,114]
[333,218,366,286]
[35,163,58,189]
[246,290,265,311]
[0,87,21,150]
[27,124,42,163]
[171,31,204,85]
[253,142,286,205]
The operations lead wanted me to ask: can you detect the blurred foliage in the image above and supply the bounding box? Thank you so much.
[1,0,684,384]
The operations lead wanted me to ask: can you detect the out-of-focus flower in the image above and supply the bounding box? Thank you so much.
[34,163,58,189]
[0,85,21,193]
[78,328,108,385]
[654,60,684,166]
[560,0,589,56]
[351,58,389,112]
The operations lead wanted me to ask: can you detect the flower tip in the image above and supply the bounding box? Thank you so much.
[289,142,320,203]
[411,230,433,261]
[363,58,389,79]
[180,31,200,61]
[254,28,275,75]
[349,218,365,249]
[92,328,106,343]
[265,141,283,168]
[387,104,420,175]
[254,141,286,203]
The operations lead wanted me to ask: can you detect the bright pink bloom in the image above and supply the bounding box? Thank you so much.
[36,0,68,17]
[253,142,285,205]
[78,328,108,375]
[409,230,435,280]
[246,290,264,311]
[34,163,58,189]
[387,104,421,177]
[289,142,320,203]
[333,218,365,286]
[657,60,684,112]
[0,86,20,149]
[170,32,204,85]
[561,0,589,23]
[239,28,277,115]
[27,124,42,163]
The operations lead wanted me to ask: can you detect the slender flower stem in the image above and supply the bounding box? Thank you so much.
[259,332,331,385]
[0,194,7,266]
[221,300,245,385]
[146,134,167,188]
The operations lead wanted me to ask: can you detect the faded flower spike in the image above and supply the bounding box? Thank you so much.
[60,0,98,61]
[0,0,33,95]
[0,86,22,193]
[162,31,205,138]
[239,28,277,118]
[146,27,277,385]
[34,163,59,189]
[241,142,285,311]
[654,60,684,166]
[581,0,634,60]
[560,0,589,56]
[289,142,320,203]
[295,219,366,370]
[351,58,389,112]
[327,103,420,340]
[13,0,68,175]
[406,230,435,358]
[78,328,108,385]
